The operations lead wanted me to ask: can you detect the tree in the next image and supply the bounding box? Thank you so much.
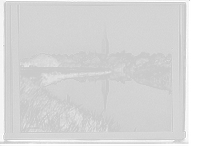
[156,53,166,66]
[113,62,125,72]
[84,59,91,64]
[121,50,127,59]
[115,52,121,58]
[150,53,171,67]
[56,54,68,64]
[108,55,118,64]
[166,54,172,60]
[99,61,108,68]
[64,57,74,63]
[73,51,86,62]
[32,53,59,67]
[150,53,157,61]
[101,54,106,59]
[135,52,150,68]
[79,51,87,60]
[20,58,32,67]
[91,56,101,64]
[127,61,137,72]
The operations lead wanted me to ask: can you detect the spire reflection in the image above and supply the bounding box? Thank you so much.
[102,78,109,110]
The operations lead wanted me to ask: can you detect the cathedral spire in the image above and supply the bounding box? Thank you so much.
[103,23,107,38]
[101,25,109,55]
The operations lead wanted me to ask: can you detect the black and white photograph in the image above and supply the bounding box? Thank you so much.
[3,1,186,141]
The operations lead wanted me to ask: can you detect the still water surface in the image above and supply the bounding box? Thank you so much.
[44,74,172,132]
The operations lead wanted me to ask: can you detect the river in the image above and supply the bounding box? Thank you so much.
[44,73,172,132]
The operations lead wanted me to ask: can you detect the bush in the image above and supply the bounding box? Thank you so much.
[113,62,125,72]
[127,62,137,72]
[31,53,59,67]
[142,62,153,68]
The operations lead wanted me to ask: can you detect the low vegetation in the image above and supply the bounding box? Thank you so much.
[20,77,119,132]
[20,51,171,72]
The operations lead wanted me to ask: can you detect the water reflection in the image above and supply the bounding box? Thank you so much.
[86,72,134,84]
[102,78,109,110]
[74,76,86,82]
[110,72,134,84]
[89,72,133,111]
[45,72,172,132]
[74,72,133,111]
[99,72,133,111]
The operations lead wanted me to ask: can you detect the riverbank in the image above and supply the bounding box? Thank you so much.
[20,67,111,86]
[134,66,172,93]
[20,77,119,132]
[40,69,111,86]
[20,67,111,77]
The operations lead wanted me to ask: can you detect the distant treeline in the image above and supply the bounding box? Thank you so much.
[20,51,171,71]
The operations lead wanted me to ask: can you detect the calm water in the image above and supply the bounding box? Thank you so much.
[44,74,172,132]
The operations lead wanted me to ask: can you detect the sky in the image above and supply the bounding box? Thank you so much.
[19,3,179,60]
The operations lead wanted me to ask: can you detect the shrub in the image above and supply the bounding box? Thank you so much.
[113,62,125,72]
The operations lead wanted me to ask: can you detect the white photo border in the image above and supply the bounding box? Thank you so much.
[4,2,186,140]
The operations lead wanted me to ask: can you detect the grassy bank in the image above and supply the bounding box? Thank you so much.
[20,77,119,133]
[134,66,172,92]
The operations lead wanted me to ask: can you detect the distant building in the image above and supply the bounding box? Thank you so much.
[84,52,97,61]
[101,26,109,56]
[84,51,102,61]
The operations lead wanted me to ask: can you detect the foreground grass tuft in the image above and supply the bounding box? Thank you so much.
[20,77,119,132]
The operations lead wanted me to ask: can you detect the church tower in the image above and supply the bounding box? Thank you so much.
[101,26,109,56]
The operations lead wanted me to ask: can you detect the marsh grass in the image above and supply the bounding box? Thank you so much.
[134,66,172,93]
[20,77,119,132]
